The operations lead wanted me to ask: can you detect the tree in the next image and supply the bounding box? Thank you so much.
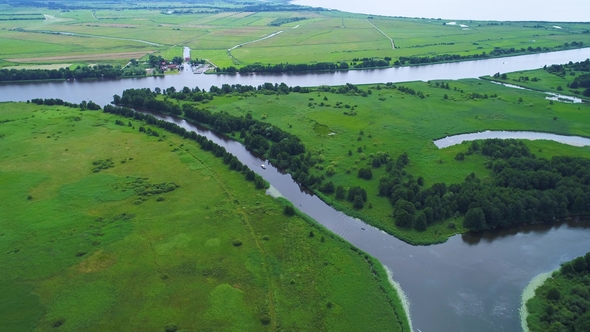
[320,181,335,194]
[353,195,364,209]
[284,205,295,216]
[172,56,184,65]
[464,207,486,231]
[357,167,373,180]
[393,199,415,228]
[335,186,346,200]
[414,212,427,231]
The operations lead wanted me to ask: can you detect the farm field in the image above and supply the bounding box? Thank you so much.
[1,1,589,69]
[164,75,590,243]
[0,102,409,331]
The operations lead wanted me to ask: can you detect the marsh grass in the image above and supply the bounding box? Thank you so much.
[0,102,408,331]
[198,78,590,243]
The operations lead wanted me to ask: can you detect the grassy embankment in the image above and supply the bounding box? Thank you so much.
[1,1,590,69]
[525,253,590,331]
[0,102,409,331]
[169,77,590,244]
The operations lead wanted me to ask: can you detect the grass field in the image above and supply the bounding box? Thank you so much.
[0,102,409,331]
[1,1,589,69]
[178,77,590,243]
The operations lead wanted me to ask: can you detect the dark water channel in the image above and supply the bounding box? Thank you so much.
[146,113,590,332]
[3,48,590,331]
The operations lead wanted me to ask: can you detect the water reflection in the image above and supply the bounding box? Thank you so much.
[461,218,590,245]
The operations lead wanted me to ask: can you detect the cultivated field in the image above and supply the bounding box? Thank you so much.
[1,1,589,68]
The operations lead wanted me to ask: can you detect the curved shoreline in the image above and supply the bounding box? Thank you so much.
[520,270,554,332]
[434,130,590,148]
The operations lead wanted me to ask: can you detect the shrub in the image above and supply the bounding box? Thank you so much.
[284,205,295,216]
[232,239,242,247]
[52,318,65,328]
[260,315,271,325]
[165,323,178,332]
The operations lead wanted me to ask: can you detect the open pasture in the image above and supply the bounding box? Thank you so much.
[0,102,408,331]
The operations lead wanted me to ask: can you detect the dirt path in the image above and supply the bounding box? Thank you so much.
[367,19,395,49]
[227,30,283,64]
[174,139,278,331]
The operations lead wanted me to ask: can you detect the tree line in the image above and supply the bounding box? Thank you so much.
[113,88,329,190]
[0,64,146,82]
[29,98,101,110]
[395,42,584,66]
[216,58,390,74]
[103,104,269,190]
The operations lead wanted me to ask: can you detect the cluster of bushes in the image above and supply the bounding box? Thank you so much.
[91,159,114,173]
[103,104,269,190]
[268,17,306,26]
[544,59,590,96]
[30,98,101,110]
[394,85,425,98]
[387,139,590,232]
[0,64,147,82]
[527,253,590,331]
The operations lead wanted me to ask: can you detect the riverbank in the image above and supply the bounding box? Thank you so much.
[520,271,553,332]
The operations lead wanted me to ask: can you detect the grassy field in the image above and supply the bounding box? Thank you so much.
[0,1,589,69]
[0,102,409,331]
[176,78,590,243]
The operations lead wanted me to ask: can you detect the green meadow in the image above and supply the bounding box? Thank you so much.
[0,102,409,331]
[1,1,589,69]
[182,78,590,243]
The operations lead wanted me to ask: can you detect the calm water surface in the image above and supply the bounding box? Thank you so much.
[291,0,590,22]
[2,47,590,105]
[435,131,590,148]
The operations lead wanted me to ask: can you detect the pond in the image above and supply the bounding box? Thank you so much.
[434,131,590,148]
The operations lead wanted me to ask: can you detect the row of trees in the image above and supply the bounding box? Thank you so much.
[103,104,268,190]
[0,64,146,82]
[29,98,101,110]
[216,58,391,74]
[395,43,583,66]
[526,252,590,332]
[114,89,330,190]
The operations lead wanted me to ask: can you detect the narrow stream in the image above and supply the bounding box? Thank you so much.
[144,112,590,332]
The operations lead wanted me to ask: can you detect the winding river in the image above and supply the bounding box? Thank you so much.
[3,49,590,332]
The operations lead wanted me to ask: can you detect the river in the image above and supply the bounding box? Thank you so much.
[3,49,590,332]
[2,47,590,105]
[291,0,590,22]
[142,113,590,332]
